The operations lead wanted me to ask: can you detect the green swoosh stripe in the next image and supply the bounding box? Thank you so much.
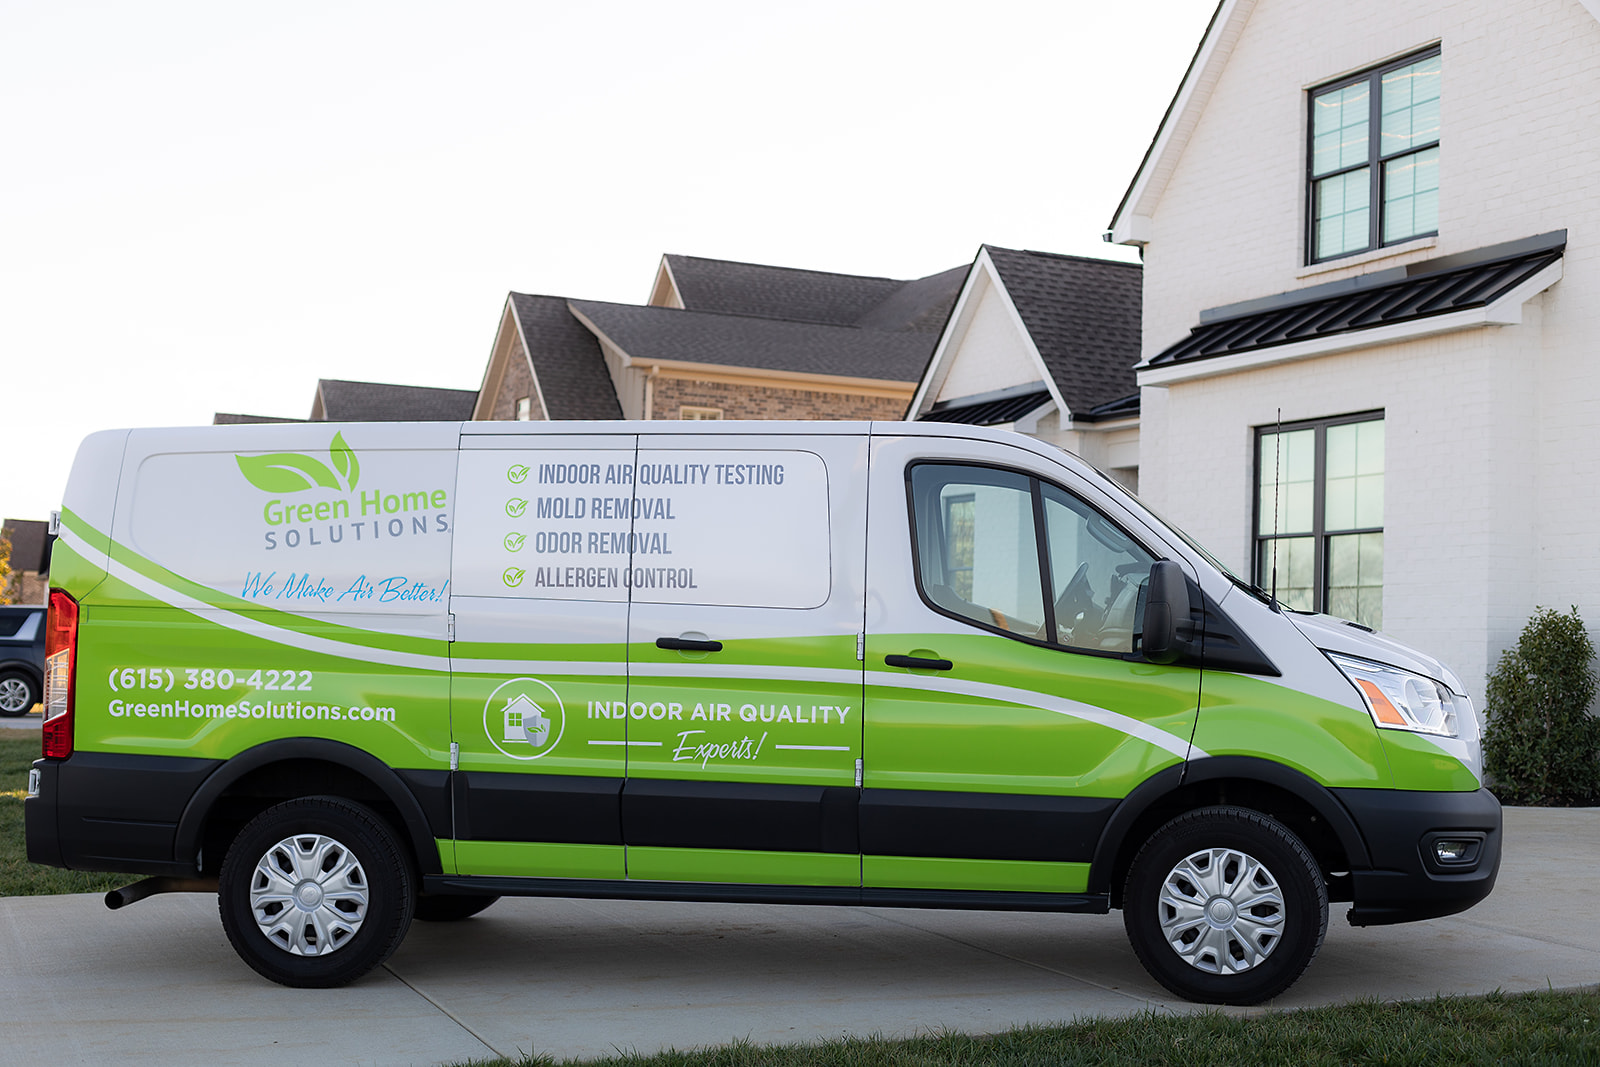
[59,508,444,657]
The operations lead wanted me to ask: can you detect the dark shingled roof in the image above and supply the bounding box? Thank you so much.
[983,247,1142,420]
[213,413,305,424]
[664,255,905,326]
[1147,234,1567,367]
[569,300,933,382]
[855,265,967,334]
[509,294,624,420]
[316,379,479,422]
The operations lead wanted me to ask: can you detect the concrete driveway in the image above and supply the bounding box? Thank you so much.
[1,805,1595,1067]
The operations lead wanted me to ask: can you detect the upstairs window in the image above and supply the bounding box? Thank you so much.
[1308,49,1440,262]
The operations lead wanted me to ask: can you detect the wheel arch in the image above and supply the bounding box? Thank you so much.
[174,738,443,878]
[1089,756,1371,907]
[0,658,43,684]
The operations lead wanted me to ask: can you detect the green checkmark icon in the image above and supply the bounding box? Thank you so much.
[507,464,530,484]
[504,532,527,552]
[505,498,528,518]
[502,567,526,588]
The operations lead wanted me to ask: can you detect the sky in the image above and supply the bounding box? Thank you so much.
[1,0,1217,523]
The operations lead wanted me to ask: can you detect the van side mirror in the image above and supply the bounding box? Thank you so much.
[1141,560,1192,665]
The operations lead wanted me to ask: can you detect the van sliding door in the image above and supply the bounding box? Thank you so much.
[621,431,868,887]
[447,433,637,881]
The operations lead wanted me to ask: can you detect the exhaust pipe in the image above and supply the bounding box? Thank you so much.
[105,876,219,910]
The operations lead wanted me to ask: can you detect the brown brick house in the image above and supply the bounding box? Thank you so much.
[473,255,965,423]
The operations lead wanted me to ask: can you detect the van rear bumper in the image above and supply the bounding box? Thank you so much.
[1333,786,1502,926]
[26,753,220,877]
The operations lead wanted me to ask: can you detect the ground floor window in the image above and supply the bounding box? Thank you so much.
[1255,412,1384,629]
[679,406,723,420]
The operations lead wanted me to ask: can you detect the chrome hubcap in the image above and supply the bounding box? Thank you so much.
[1158,847,1285,974]
[249,834,369,955]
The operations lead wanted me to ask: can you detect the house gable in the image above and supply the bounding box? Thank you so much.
[911,247,1142,426]
[473,300,547,421]
[647,256,684,308]
[1108,0,1256,246]
[911,251,1060,420]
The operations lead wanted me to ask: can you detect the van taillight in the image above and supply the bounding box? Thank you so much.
[43,589,78,759]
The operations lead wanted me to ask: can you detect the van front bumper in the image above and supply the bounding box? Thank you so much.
[1333,786,1502,926]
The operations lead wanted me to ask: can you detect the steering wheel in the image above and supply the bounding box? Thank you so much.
[1055,562,1093,632]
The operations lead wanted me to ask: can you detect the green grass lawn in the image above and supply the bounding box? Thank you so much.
[451,989,1600,1067]
[0,734,124,897]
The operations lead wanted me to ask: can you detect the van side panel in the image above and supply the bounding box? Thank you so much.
[52,429,132,601]
[1188,673,1391,789]
[49,425,459,873]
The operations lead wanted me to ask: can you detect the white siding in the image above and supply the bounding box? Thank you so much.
[1135,0,1600,695]
[938,279,1045,401]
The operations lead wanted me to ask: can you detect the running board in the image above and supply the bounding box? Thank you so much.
[422,875,1110,914]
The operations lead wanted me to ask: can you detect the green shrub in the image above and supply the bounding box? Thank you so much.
[1483,606,1600,805]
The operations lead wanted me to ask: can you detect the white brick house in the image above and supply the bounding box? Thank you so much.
[1109,0,1600,699]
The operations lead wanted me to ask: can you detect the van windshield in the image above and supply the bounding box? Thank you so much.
[1067,457,1274,606]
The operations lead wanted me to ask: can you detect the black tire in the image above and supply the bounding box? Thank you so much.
[0,670,39,717]
[414,893,500,922]
[1123,806,1328,1005]
[218,796,415,988]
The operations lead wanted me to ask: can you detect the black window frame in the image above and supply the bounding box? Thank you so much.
[1305,46,1441,265]
[1252,410,1385,619]
[904,461,1160,661]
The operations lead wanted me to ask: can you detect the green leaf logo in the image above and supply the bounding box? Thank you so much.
[504,532,527,552]
[235,432,363,494]
[505,498,528,518]
[507,464,530,484]
[502,567,526,588]
[235,452,342,492]
[330,432,361,490]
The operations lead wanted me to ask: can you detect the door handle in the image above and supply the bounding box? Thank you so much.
[884,654,953,671]
[657,636,724,653]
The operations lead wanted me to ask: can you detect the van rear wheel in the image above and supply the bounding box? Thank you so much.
[1123,806,1327,1005]
[218,797,415,987]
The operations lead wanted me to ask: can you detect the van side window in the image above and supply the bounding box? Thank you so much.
[909,465,1046,639]
[909,463,1156,654]
[1041,483,1156,655]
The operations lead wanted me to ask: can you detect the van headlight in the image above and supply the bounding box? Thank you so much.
[1328,653,1464,738]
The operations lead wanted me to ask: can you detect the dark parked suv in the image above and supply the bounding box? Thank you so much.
[0,605,46,716]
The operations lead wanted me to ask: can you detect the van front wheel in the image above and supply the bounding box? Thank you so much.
[218,797,415,987]
[1123,806,1327,1005]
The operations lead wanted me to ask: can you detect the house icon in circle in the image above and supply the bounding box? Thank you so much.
[502,693,550,747]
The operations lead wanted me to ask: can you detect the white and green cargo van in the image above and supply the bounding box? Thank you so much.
[26,420,1499,1004]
